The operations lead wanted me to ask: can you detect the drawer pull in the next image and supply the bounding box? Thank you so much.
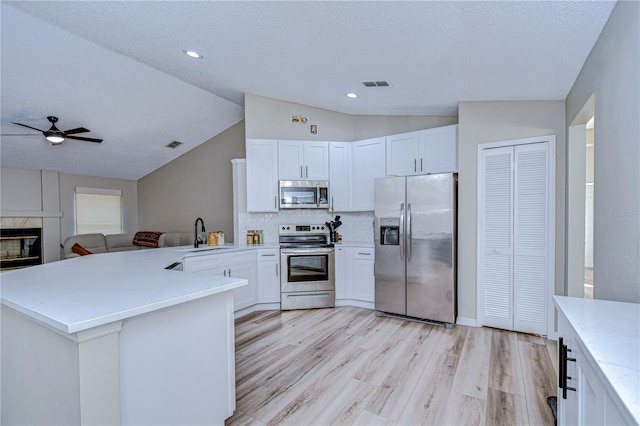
[287,292,331,298]
[358,252,371,256]
[261,254,276,257]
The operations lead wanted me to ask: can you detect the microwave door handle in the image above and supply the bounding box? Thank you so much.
[399,203,405,261]
[316,184,320,207]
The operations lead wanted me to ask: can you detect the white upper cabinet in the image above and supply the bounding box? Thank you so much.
[246,139,279,212]
[328,137,385,212]
[351,137,386,211]
[386,131,421,176]
[278,140,329,180]
[386,125,458,176]
[329,142,352,212]
[420,124,458,174]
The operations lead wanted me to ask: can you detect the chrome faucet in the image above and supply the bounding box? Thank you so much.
[194,217,206,248]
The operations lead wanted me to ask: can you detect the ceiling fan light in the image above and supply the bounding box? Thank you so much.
[46,135,64,144]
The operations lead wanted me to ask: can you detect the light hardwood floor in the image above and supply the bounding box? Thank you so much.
[226,307,558,426]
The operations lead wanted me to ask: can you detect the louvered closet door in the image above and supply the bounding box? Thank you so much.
[481,146,514,331]
[513,142,549,335]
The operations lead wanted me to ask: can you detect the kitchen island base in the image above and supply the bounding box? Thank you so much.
[1,290,236,425]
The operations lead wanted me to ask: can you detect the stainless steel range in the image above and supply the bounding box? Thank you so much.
[279,224,335,310]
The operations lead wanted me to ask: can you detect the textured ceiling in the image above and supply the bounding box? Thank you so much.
[0,1,616,179]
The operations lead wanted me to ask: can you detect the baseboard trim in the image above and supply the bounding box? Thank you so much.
[336,299,375,310]
[235,303,281,318]
[456,316,479,327]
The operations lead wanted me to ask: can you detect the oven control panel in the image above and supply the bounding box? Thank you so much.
[279,224,327,235]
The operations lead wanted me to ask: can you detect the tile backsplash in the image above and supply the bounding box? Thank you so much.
[238,211,374,244]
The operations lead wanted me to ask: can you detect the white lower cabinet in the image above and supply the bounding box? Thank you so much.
[351,248,375,302]
[557,309,635,425]
[257,248,281,305]
[335,246,375,307]
[334,246,349,300]
[183,251,258,312]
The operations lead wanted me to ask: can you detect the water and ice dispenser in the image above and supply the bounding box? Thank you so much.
[379,218,400,245]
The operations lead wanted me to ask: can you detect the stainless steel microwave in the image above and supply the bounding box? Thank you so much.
[279,180,329,209]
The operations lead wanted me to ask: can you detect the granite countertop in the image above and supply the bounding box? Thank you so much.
[553,296,640,423]
[1,248,247,335]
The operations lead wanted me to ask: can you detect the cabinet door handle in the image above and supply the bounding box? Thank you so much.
[558,337,564,389]
[560,341,577,399]
[276,264,279,277]
[228,269,231,276]
[414,159,417,173]
[306,165,308,178]
[331,196,334,210]
[421,158,423,172]
[300,165,303,178]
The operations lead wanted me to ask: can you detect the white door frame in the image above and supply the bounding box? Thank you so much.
[477,135,556,337]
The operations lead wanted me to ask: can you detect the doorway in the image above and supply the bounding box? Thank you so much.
[566,94,595,299]
[584,117,594,298]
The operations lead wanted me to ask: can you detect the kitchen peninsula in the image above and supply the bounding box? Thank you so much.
[1,247,247,425]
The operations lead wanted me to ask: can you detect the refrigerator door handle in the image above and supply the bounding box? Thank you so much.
[399,203,405,261]
[407,203,412,261]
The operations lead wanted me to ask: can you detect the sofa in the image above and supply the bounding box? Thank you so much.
[62,232,193,259]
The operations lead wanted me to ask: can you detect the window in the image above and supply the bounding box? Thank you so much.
[75,187,122,235]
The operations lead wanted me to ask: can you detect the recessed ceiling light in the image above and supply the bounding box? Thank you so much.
[183,50,203,59]
[346,93,358,99]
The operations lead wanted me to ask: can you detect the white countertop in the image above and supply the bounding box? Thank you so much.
[553,296,640,423]
[1,248,247,335]
[333,241,375,248]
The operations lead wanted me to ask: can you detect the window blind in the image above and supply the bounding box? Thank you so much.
[75,187,122,235]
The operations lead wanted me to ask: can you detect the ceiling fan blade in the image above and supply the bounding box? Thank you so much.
[63,127,90,135]
[11,122,45,132]
[0,133,41,136]
[66,135,103,143]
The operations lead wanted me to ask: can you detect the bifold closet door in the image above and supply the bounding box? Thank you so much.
[480,142,550,335]
[512,142,549,334]
[480,146,515,331]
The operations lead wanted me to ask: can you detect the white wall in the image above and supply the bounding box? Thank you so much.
[565,1,640,303]
[245,93,355,141]
[0,167,42,210]
[457,101,566,322]
[353,115,457,140]
[137,121,245,241]
[245,93,456,142]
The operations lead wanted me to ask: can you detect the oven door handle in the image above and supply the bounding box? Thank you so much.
[281,248,334,255]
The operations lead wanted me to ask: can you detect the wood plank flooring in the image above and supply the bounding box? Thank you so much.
[226,307,558,426]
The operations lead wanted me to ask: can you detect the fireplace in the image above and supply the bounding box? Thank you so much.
[1,228,43,271]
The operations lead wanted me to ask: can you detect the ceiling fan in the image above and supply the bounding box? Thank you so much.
[7,116,103,145]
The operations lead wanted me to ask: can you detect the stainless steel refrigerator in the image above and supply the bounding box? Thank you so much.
[374,174,457,325]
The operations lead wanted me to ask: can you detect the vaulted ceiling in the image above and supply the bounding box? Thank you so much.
[0,1,616,180]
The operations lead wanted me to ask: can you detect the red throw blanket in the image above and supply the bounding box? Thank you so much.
[132,231,164,248]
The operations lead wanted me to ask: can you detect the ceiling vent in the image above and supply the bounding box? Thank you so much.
[362,81,391,87]
[166,140,183,149]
